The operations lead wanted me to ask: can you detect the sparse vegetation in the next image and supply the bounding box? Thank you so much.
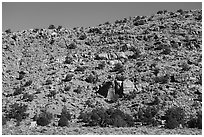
[36,110,53,126]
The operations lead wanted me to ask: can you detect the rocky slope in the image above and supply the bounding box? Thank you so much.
[2,9,202,134]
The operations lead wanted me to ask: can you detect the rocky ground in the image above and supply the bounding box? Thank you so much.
[2,9,202,135]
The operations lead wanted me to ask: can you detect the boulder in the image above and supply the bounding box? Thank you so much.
[95,53,109,60]
[116,52,128,59]
[122,79,136,95]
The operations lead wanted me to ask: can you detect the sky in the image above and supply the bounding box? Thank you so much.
[2,2,202,32]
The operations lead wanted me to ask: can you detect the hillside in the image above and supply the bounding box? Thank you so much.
[2,9,202,135]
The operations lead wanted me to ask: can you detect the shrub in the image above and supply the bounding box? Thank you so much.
[62,74,74,82]
[73,86,83,94]
[154,75,169,84]
[57,25,62,31]
[36,110,53,126]
[5,103,28,124]
[165,118,179,129]
[164,106,185,129]
[111,63,125,73]
[188,117,198,128]
[97,61,106,69]
[67,43,77,49]
[2,115,7,126]
[13,86,24,96]
[135,106,159,126]
[85,74,98,84]
[78,34,87,40]
[48,24,56,29]
[78,107,134,127]
[134,20,146,26]
[58,115,69,127]
[61,106,71,120]
[197,111,202,129]
[23,80,32,87]
[5,29,11,34]
[64,56,73,64]
[22,93,34,102]
[47,90,57,98]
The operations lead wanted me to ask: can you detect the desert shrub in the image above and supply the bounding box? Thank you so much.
[134,20,146,26]
[36,110,53,126]
[78,107,134,127]
[13,86,24,96]
[78,34,87,40]
[164,106,185,129]
[48,24,56,29]
[97,61,106,69]
[64,86,71,92]
[47,90,57,98]
[154,75,169,84]
[73,86,83,94]
[111,63,125,73]
[85,74,98,84]
[177,9,184,14]
[67,43,77,49]
[58,106,71,127]
[44,79,52,85]
[2,115,7,126]
[64,56,73,64]
[22,93,34,102]
[5,103,28,124]
[23,80,32,87]
[135,106,159,126]
[5,29,11,34]
[188,117,198,128]
[58,115,69,127]
[160,46,171,55]
[57,25,62,31]
[165,118,179,129]
[75,66,87,72]
[197,111,202,129]
[157,10,163,14]
[62,74,74,82]
[180,62,190,71]
[61,106,71,120]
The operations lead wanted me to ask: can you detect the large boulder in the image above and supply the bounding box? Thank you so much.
[122,79,136,95]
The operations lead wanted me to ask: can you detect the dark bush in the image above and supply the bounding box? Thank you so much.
[85,74,98,84]
[135,106,159,126]
[57,25,62,31]
[157,10,163,14]
[164,106,185,129]
[36,110,53,126]
[58,106,71,127]
[58,115,69,127]
[177,9,184,14]
[64,56,73,64]
[75,66,87,72]
[48,24,56,29]
[5,29,11,34]
[67,43,77,49]
[78,107,134,127]
[47,90,57,98]
[2,115,7,126]
[188,117,198,128]
[22,93,34,102]
[62,74,74,82]
[111,63,125,73]
[97,61,106,69]
[180,62,190,71]
[23,80,32,87]
[154,75,169,84]
[73,86,83,94]
[78,34,87,40]
[165,118,179,129]
[197,111,202,129]
[5,103,28,124]
[61,106,71,120]
[64,86,71,92]
[13,86,24,96]
[134,20,146,26]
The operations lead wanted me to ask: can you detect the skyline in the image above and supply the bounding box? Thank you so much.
[2,2,202,32]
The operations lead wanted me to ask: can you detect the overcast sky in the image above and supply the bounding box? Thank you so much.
[2,2,202,32]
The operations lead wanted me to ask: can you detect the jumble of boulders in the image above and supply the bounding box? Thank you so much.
[2,9,202,129]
